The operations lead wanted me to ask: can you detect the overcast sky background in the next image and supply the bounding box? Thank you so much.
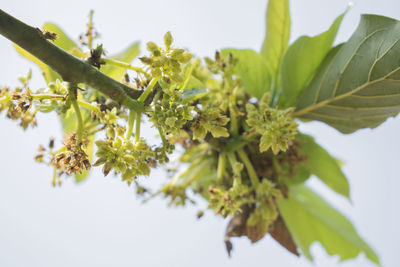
[0,0,399,266]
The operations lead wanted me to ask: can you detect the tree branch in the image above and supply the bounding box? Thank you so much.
[0,9,144,111]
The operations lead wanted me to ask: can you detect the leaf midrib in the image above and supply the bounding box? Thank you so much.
[294,26,400,118]
[293,66,400,117]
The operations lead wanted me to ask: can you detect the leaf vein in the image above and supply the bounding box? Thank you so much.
[368,37,400,81]
[333,29,386,97]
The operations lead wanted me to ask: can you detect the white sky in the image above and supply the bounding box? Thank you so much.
[0,1,399,266]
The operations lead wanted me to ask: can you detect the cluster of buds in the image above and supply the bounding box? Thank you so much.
[86,44,105,69]
[99,107,119,125]
[35,135,91,186]
[191,107,230,140]
[150,92,194,140]
[204,51,237,76]
[94,137,154,185]
[10,88,33,113]
[153,144,174,164]
[0,86,37,130]
[246,93,298,154]
[208,181,254,218]
[139,32,193,84]
[159,183,194,206]
[201,51,243,117]
[51,134,91,176]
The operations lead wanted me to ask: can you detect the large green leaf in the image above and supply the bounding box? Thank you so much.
[280,12,345,107]
[260,0,290,86]
[278,184,379,264]
[101,42,140,81]
[221,49,270,99]
[298,134,349,198]
[294,15,400,133]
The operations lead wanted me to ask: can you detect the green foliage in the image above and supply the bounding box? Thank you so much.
[280,12,346,107]
[261,0,290,90]
[294,14,400,133]
[297,134,350,198]
[278,184,379,264]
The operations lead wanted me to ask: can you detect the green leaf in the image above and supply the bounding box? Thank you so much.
[278,184,380,265]
[260,0,290,84]
[298,134,350,198]
[280,12,345,107]
[282,163,311,185]
[294,15,400,133]
[181,88,208,100]
[181,63,206,91]
[190,160,217,201]
[221,49,270,99]
[101,42,140,81]
[183,77,205,91]
[13,44,60,84]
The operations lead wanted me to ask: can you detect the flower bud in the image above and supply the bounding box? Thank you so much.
[106,127,115,139]
[177,52,193,64]
[164,31,173,49]
[115,125,125,137]
[113,137,122,148]
[171,74,183,83]
[146,41,159,53]
[139,57,153,65]
[171,49,185,58]
[151,68,162,77]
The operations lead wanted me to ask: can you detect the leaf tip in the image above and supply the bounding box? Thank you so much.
[347,1,355,10]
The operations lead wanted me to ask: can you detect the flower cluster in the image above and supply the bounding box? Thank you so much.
[3,26,306,255]
[158,183,194,206]
[52,134,91,175]
[140,32,193,84]
[35,134,91,186]
[208,178,282,219]
[0,84,37,130]
[94,137,154,185]
[150,91,194,140]
[208,181,253,217]
[246,93,298,154]
[191,107,230,140]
